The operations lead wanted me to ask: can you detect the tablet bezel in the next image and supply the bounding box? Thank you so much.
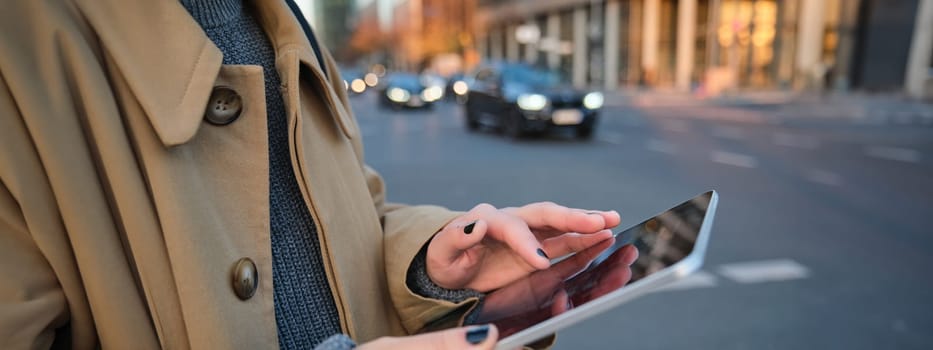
[496,191,719,349]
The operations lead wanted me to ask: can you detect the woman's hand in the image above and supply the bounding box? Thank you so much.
[357,325,498,350]
[426,202,620,292]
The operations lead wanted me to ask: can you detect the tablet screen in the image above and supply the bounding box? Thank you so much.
[470,191,713,339]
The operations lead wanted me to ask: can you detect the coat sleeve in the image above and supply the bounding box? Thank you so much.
[319,54,480,334]
[0,78,69,349]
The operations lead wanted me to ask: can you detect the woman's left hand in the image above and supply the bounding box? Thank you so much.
[425,202,620,292]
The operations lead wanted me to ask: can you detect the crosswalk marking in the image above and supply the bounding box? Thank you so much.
[710,150,758,168]
[805,169,843,186]
[772,132,819,149]
[646,139,677,154]
[654,271,718,292]
[717,259,810,284]
[865,146,921,163]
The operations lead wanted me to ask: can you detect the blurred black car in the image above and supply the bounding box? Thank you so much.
[463,63,604,139]
[378,73,444,109]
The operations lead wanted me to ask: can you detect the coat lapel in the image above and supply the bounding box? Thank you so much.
[75,0,222,147]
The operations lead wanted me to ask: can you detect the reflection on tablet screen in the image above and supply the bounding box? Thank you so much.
[470,192,712,339]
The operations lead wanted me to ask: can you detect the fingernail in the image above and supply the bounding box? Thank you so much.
[464,221,477,234]
[466,325,490,344]
[537,248,550,259]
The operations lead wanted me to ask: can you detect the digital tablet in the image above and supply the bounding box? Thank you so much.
[469,191,718,349]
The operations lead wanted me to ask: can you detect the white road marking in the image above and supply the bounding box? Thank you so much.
[772,132,819,149]
[864,146,921,163]
[654,271,718,292]
[718,259,810,284]
[710,151,758,168]
[805,169,843,187]
[646,139,677,154]
[597,132,624,145]
[661,120,690,133]
[711,126,746,140]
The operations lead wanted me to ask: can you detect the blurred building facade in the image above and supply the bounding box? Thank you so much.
[342,0,480,74]
[477,0,933,98]
[295,0,357,60]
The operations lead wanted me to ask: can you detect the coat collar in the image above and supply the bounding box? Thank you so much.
[76,0,222,147]
[75,0,345,146]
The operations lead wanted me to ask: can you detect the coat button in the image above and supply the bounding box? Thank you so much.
[232,257,258,300]
[204,86,242,125]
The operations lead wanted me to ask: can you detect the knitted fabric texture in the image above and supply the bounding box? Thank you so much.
[407,245,484,303]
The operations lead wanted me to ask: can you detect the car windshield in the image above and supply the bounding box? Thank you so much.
[500,64,566,86]
[388,74,423,91]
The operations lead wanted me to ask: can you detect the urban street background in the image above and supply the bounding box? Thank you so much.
[348,92,933,349]
[298,0,933,348]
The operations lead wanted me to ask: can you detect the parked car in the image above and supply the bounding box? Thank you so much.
[463,62,604,139]
[378,73,444,109]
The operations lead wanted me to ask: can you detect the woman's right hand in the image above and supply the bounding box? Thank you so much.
[357,324,498,350]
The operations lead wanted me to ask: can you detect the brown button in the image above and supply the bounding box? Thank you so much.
[205,87,242,125]
[232,257,258,300]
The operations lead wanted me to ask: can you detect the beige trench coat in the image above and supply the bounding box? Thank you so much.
[0,1,475,348]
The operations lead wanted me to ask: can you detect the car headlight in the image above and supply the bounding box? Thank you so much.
[452,81,469,95]
[387,88,410,103]
[350,79,366,93]
[517,93,548,111]
[421,86,444,102]
[364,73,379,87]
[583,92,604,109]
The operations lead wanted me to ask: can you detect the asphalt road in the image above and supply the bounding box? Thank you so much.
[348,92,933,349]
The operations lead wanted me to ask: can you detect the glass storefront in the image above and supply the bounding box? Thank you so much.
[714,0,779,88]
[655,0,679,85]
[617,0,643,86]
[480,0,849,91]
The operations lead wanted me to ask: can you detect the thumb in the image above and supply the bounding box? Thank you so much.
[430,219,489,264]
[437,324,499,349]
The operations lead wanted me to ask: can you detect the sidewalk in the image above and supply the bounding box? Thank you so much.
[604,89,933,127]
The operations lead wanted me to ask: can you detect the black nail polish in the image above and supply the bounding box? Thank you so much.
[464,221,476,234]
[537,248,549,259]
[466,325,490,344]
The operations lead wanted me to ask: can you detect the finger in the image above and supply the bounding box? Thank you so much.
[437,324,498,350]
[550,289,572,316]
[483,210,551,270]
[369,324,499,350]
[584,209,622,229]
[541,230,614,259]
[620,244,639,265]
[429,219,489,264]
[548,236,616,280]
[509,202,617,237]
[588,256,634,300]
